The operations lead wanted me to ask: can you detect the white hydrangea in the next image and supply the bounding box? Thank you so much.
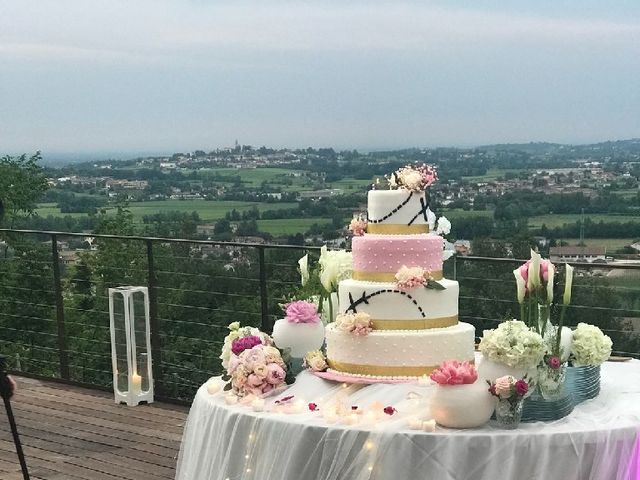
[570,323,612,366]
[479,320,545,369]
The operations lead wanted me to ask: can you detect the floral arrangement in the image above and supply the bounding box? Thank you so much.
[335,312,373,336]
[220,322,272,370]
[221,323,294,397]
[478,320,545,369]
[570,323,612,366]
[386,164,438,192]
[488,375,530,401]
[348,213,367,236]
[430,361,478,385]
[303,350,328,372]
[284,300,321,324]
[394,265,445,291]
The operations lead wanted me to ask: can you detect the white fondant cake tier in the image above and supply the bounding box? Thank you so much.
[338,278,458,328]
[367,190,430,233]
[325,322,476,378]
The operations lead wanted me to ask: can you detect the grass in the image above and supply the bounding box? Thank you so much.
[330,178,374,191]
[529,213,640,228]
[559,238,636,251]
[37,200,299,222]
[440,209,493,219]
[462,168,527,182]
[257,218,331,235]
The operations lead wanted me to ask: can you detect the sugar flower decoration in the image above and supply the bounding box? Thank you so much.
[348,213,367,236]
[304,350,328,372]
[335,312,373,336]
[395,265,427,291]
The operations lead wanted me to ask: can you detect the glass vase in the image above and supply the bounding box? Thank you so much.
[495,398,523,429]
[537,362,567,400]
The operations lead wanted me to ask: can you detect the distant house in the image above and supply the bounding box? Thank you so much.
[59,250,79,266]
[630,241,640,253]
[549,246,606,263]
[196,224,216,236]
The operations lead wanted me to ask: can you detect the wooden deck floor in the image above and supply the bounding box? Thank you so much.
[0,376,189,480]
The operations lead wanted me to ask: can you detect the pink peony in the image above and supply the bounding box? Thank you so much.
[547,356,561,369]
[353,323,372,336]
[231,336,263,355]
[228,355,241,374]
[430,361,478,386]
[494,376,515,399]
[247,373,264,387]
[262,383,273,394]
[515,379,529,396]
[266,363,286,386]
[285,301,321,324]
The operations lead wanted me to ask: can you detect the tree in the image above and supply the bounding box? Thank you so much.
[0,152,48,227]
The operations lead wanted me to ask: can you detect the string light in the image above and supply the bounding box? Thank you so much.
[365,441,375,450]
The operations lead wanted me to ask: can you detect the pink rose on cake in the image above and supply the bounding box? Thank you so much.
[348,213,368,236]
[284,300,321,324]
[395,265,427,291]
[335,312,373,336]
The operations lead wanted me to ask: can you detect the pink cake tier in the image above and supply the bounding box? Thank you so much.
[351,234,443,282]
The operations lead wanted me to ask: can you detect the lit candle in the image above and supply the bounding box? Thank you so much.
[251,398,265,412]
[422,419,436,432]
[408,418,423,430]
[206,382,221,395]
[417,375,430,387]
[345,413,359,425]
[131,374,142,395]
[291,399,305,414]
[362,411,377,425]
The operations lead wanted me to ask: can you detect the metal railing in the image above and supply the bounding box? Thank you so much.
[0,228,638,403]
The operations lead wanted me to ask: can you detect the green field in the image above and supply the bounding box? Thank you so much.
[560,238,636,251]
[529,213,640,228]
[462,168,527,182]
[330,178,374,191]
[37,200,298,222]
[440,209,493,219]
[257,218,331,235]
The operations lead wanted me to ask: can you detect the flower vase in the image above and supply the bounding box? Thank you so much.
[566,365,601,405]
[495,398,523,429]
[537,362,567,400]
[272,319,325,376]
[477,356,530,385]
[430,381,496,429]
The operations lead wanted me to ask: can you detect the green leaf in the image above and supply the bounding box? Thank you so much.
[425,279,446,290]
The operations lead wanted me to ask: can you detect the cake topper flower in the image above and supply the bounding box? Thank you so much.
[348,213,367,236]
[387,164,438,192]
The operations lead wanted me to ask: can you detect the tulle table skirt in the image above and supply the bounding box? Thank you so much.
[176,360,640,480]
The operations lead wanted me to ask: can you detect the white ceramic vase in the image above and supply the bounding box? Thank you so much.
[272,319,325,358]
[430,381,496,429]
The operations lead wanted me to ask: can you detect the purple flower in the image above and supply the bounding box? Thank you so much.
[547,356,561,369]
[231,335,263,356]
[285,301,320,324]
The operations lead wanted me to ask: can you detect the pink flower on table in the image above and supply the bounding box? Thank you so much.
[547,356,561,369]
[348,214,368,236]
[285,300,321,324]
[430,361,478,386]
[262,383,273,394]
[515,379,529,397]
[383,406,396,415]
[228,355,241,374]
[247,373,264,387]
[266,363,286,386]
[231,336,263,356]
[494,375,515,399]
[308,402,318,411]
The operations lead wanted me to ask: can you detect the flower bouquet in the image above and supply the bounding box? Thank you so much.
[488,375,530,429]
[429,361,496,428]
[221,323,295,397]
[566,323,612,404]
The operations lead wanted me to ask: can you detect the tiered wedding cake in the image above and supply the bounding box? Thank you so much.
[325,166,476,379]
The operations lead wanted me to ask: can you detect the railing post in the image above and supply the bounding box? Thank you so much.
[453,254,458,280]
[146,240,163,394]
[258,247,271,333]
[51,234,70,380]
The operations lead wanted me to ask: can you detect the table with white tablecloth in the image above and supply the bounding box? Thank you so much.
[176,360,640,480]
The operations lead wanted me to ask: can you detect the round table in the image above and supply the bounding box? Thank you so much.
[176,360,640,480]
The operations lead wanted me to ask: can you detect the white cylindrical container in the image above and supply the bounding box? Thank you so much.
[430,381,496,429]
[272,319,325,358]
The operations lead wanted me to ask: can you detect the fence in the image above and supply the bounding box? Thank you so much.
[0,228,638,403]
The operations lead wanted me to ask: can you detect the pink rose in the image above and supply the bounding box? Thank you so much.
[248,386,264,397]
[547,356,561,369]
[494,376,515,399]
[232,336,263,355]
[262,383,273,394]
[348,215,368,236]
[241,346,266,370]
[228,355,241,374]
[285,301,320,324]
[266,363,286,386]
[353,323,372,336]
[247,374,263,387]
[515,379,529,396]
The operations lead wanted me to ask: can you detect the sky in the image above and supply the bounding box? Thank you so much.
[1,0,639,157]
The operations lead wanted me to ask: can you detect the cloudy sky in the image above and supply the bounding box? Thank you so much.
[1,0,639,156]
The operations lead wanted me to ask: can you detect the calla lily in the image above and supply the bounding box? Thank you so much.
[563,264,574,305]
[426,207,437,231]
[528,250,541,290]
[298,254,309,286]
[513,268,526,303]
[546,263,555,304]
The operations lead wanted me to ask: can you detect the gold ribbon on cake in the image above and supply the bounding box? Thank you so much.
[367,224,429,235]
[352,270,443,282]
[327,358,475,377]
[371,315,458,330]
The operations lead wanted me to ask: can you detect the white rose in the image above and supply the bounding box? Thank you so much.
[319,246,352,293]
[336,313,356,332]
[436,216,451,236]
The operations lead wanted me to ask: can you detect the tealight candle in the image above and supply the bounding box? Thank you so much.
[224,394,238,405]
[408,418,423,430]
[345,413,359,425]
[422,419,436,432]
[251,398,265,412]
[206,382,221,395]
[291,399,305,414]
[131,373,142,395]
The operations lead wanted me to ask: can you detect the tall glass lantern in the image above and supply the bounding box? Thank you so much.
[109,286,154,406]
